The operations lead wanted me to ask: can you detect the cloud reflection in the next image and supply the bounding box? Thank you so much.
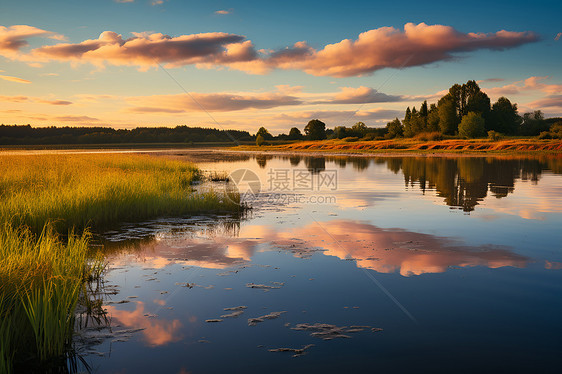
[105,301,183,346]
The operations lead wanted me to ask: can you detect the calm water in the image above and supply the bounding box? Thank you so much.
[83,152,562,373]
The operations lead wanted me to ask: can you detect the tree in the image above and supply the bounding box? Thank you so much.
[288,127,303,140]
[333,126,348,139]
[256,127,273,140]
[427,104,440,132]
[351,122,368,137]
[304,119,327,140]
[256,134,265,146]
[491,97,520,134]
[458,112,486,138]
[438,95,459,135]
[386,118,404,138]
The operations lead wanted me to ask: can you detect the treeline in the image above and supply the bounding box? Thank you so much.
[0,125,253,145]
[386,80,562,139]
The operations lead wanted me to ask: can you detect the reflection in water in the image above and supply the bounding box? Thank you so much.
[106,219,528,277]
[105,302,184,346]
[274,220,528,276]
[246,154,561,212]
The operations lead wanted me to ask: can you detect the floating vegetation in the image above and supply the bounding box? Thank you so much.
[246,282,284,290]
[205,319,223,323]
[248,311,287,326]
[290,323,383,340]
[268,344,315,358]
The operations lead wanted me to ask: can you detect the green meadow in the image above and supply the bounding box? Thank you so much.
[0,153,241,372]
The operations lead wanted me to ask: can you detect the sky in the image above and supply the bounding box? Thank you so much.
[0,0,561,134]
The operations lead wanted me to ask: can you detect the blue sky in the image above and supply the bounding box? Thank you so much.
[0,0,560,132]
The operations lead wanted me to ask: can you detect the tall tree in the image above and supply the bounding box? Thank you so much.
[438,95,459,135]
[256,127,273,140]
[304,119,327,140]
[288,127,303,140]
[491,97,520,134]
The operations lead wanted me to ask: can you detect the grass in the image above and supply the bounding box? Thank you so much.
[235,137,562,154]
[0,224,95,373]
[0,153,242,233]
[0,153,241,372]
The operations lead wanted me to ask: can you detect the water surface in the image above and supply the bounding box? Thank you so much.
[84,152,562,373]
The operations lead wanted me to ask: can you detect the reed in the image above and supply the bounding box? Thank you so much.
[0,153,241,233]
[0,223,94,372]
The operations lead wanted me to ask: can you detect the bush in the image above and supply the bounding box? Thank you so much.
[538,131,553,139]
[343,137,359,142]
[413,132,443,141]
[487,130,503,141]
[459,112,486,138]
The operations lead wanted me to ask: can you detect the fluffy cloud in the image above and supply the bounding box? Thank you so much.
[1,23,538,77]
[257,23,539,77]
[0,95,72,105]
[29,30,257,70]
[0,25,64,53]
[215,10,230,15]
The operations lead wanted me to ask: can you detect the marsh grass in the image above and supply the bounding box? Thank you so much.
[0,153,241,233]
[0,153,241,372]
[0,223,97,373]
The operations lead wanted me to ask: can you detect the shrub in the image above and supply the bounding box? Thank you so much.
[487,130,503,141]
[413,132,443,141]
[458,112,486,138]
[343,137,359,142]
[538,131,552,139]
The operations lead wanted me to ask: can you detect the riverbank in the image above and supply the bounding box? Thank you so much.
[234,138,562,154]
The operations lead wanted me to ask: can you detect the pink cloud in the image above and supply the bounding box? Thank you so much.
[258,23,538,77]
[30,30,257,70]
[2,23,538,77]
[0,74,31,84]
[326,86,402,104]
[124,90,302,113]
[0,25,64,53]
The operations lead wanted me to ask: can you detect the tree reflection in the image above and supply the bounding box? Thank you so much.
[381,156,560,212]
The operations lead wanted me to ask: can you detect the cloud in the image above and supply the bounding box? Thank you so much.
[273,108,402,125]
[256,23,539,77]
[0,95,73,105]
[0,74,31,84]
[125,90,302,113]
[37,99,72,105]
[477,78,505,83]
[325,86,402,104]
[0,95,28,102]
[2,23,538,77]
[215,10,230,15]
[0,25,64,55]
[555,32,561,41]
[481,76,562,100]
[526,95,562,109]
[29,30,258,71]
[115,0,134,3]
[151,0,163,5]
[53,115,99,122]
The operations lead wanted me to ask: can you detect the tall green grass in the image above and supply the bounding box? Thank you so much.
[0,153,241,233]
[0,153,241,372]
[0,224,94,373]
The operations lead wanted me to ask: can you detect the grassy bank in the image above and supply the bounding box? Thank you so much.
[236,138,562,154]
[0,153,241,372]
[0,153,241,233]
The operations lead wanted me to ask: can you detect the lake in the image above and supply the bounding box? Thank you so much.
[82,151,562,373]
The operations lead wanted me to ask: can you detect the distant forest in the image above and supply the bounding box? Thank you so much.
[0,125,253,145]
